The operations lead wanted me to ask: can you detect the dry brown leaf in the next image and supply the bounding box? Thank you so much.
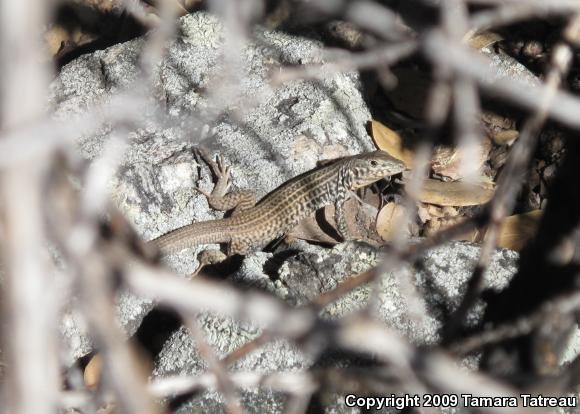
[417,204,432,224]
[420,204,461,237]
[442,206,460,217]
[492,129,519,145]
[426,204,445,218]
[496,210,542,251]
[482,111,519,144]
[431,139,492,180]
[424,205,459,219]
[444,210,542,251]
[465,31,503,50]
[376,203,407,241]
[371,120,492,181]
[44,24,99,59]
[97,405,117,414]
[424,216,465,238]
[370,120,414,167]
[417,178,495,206]
[84,354,103,390]
[45,26,69,57]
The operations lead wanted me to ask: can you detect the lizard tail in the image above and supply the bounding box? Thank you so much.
[149,219,231,255]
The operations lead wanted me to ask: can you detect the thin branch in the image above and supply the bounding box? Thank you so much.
[442,13,577,341]
[185,318,245,414]
[470,2,580,32]
[0,1,60,413]
[272,41,418,85]
[450,290,580,355]
[423,30,580,130]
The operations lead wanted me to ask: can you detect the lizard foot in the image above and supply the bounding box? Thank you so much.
[194,148,232,190]
[211,154,232,191]
[192,249,228,276]
[193,148,256,213]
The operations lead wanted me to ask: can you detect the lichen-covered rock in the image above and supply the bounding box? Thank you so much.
[154,240,520,413]
[51,12,373,360]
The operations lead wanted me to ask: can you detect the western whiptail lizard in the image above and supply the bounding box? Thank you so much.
[150,149,406,267]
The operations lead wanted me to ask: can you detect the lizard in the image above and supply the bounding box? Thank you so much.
[150,149,406,268]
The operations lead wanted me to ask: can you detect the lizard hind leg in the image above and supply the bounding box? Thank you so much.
[193,249,228,276]
[192,239,251,276]
[334,190,352,241]
[228,238,252,256]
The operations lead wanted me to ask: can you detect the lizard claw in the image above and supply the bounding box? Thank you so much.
[216,155,230,176]
[224,167,232,191]
[193,147,223,179]
[214,156,232,190]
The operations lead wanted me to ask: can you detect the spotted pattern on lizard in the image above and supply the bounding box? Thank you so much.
[150,149,406,267]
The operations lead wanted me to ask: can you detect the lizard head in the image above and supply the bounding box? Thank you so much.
[347,150,406,189]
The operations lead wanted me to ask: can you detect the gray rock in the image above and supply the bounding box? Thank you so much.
[47,11,553,414]
[51,12,373,359]
[278,240,379,306]
[480,46,541,88]
[153,241,520,413]
[174,389,285,414]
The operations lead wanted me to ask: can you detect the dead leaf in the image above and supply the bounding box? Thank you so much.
[426,205,458,219]
[417,204,431,224]
[97,405,117,414]
[424,215,465,238]
[417,178,495,206]
[45,25,70,57]
[431,138,492,180]
[496,210,542,251]
[438,210,542,251]
[84,354,102,390]
[376,203,407,241]
[492,129,519,145]
[371,120,492,181]
[482,111,519,145]
[465,31,503,50]
[419,204,462,237]
[482,111,517,131]
[370,120,414,167]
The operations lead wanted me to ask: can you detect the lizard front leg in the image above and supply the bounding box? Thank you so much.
[191,150,256,275]
[195,149,256,215]
[228,237,252,256]
[334,187,350,240]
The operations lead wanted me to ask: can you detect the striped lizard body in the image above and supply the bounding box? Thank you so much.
[151,150,406,265]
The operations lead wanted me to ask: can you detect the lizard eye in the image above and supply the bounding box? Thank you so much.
[370,160,378,166]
